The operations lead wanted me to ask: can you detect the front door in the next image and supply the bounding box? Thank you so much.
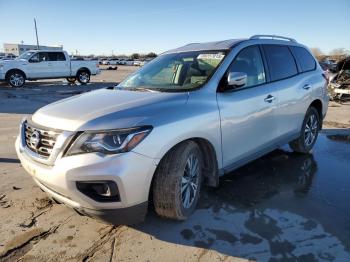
[217,45,278,169]
[27,52,50,79]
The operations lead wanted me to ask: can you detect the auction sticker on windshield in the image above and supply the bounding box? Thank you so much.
[197,53,225,60]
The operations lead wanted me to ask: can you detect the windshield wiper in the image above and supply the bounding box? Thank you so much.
[134,87,160,92]
[113,86,161,92]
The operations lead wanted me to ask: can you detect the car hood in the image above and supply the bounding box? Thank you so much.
[32,88,189,131]
[0,59,27,66]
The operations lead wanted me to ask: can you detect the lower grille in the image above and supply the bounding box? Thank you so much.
[24,122,61,159]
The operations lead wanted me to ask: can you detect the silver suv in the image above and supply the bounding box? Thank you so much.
[16,35,329,224]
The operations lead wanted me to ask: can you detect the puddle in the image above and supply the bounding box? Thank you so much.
[137,131,350,261]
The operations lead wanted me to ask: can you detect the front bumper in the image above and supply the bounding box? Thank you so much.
[15,133,158,224]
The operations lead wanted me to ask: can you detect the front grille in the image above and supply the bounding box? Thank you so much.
[24,122,61,159]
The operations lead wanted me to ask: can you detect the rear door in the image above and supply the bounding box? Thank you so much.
[262,45,315,138]
[48,52,70,77]
[217,45,279,169]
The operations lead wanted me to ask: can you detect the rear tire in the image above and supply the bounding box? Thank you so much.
[153,141,203,220]
[7,70,26,87]
[76,70,90,85]
[66,77,76,84]
[289,107,320,153]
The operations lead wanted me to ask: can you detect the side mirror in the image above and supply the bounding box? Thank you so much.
[29,57,39,63]
[227,72,247,88]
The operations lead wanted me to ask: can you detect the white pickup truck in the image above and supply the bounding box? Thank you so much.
[0,50,100,87]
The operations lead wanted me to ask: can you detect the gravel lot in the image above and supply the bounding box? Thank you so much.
[0,66,349,261]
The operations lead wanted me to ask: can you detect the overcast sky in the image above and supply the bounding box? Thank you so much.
[0,0,349,55]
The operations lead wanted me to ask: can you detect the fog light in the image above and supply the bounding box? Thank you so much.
[76,181,120,202]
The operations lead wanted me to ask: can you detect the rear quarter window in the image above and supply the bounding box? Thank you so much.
[290,46,316,72]
[263,45,298,81]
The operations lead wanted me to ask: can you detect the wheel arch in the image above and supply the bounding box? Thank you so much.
[309,99,323,128]
[150,137,220,196]
[76,67,91,75]
[5,68,27,80]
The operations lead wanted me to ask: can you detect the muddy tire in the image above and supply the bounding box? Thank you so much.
[289,107,320,153]
[76,70,90,85]
[153,141,203,220]
[6,70,26,87]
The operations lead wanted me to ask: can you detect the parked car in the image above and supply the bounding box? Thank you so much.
[1,54,17,60]
[322,59,338,72]
[124,59,134,66]
[16,35,328,224]
[117,59,126,65]
[0,50,100,87]
[106,58,119,65]
[140,59,152,67]
[133,60,142,66]
[328,56,350,100]
[101,59,109,65]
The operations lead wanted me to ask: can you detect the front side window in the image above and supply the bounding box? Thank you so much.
[18,51,37,60]
[227,45,266,88]
[263,45,298,81]
[290,46,316,72]
[39,52,49,62]
[118,50,226,92]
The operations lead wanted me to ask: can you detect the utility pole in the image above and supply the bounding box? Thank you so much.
[34,18,39,50]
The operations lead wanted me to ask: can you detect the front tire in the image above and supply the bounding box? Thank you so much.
[153,141,203,220]
[7,70,26,87]
[76,70,90,85]
[289,107,320,153]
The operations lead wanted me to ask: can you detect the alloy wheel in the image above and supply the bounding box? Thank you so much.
[79,72,89,83]
[9,73,24,87]
[181,154,200,209]
[304,113,318,146]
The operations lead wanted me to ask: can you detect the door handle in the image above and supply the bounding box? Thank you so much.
[264,95,275,103]
[303,84,312,90]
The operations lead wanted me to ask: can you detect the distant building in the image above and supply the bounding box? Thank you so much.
[3,43,63,56]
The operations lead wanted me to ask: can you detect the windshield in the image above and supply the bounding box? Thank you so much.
[17,51,37,60]
[117,50,226,92]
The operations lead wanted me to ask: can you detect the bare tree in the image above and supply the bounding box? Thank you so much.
[329,48,349,61]
[131,53,140,60]
[310,48,324,60]
[146,52,157,58]
[329,48,349,56]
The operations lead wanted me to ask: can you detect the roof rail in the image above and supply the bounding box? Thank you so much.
[250,35,297,43]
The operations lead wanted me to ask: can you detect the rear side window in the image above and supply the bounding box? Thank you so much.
[48,52,66,61]
[263,45,298,81]
[290,46,316,72]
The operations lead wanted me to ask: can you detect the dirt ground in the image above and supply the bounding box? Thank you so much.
[0,66,350,261]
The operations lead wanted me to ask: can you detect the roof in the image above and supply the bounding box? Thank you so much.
[163,39,246,54]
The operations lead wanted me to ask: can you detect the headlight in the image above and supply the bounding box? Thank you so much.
[65,126,152,156]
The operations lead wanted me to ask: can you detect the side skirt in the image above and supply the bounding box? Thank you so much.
[219,132,299,176]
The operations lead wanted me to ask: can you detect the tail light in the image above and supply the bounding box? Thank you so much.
[322,72,329,83]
